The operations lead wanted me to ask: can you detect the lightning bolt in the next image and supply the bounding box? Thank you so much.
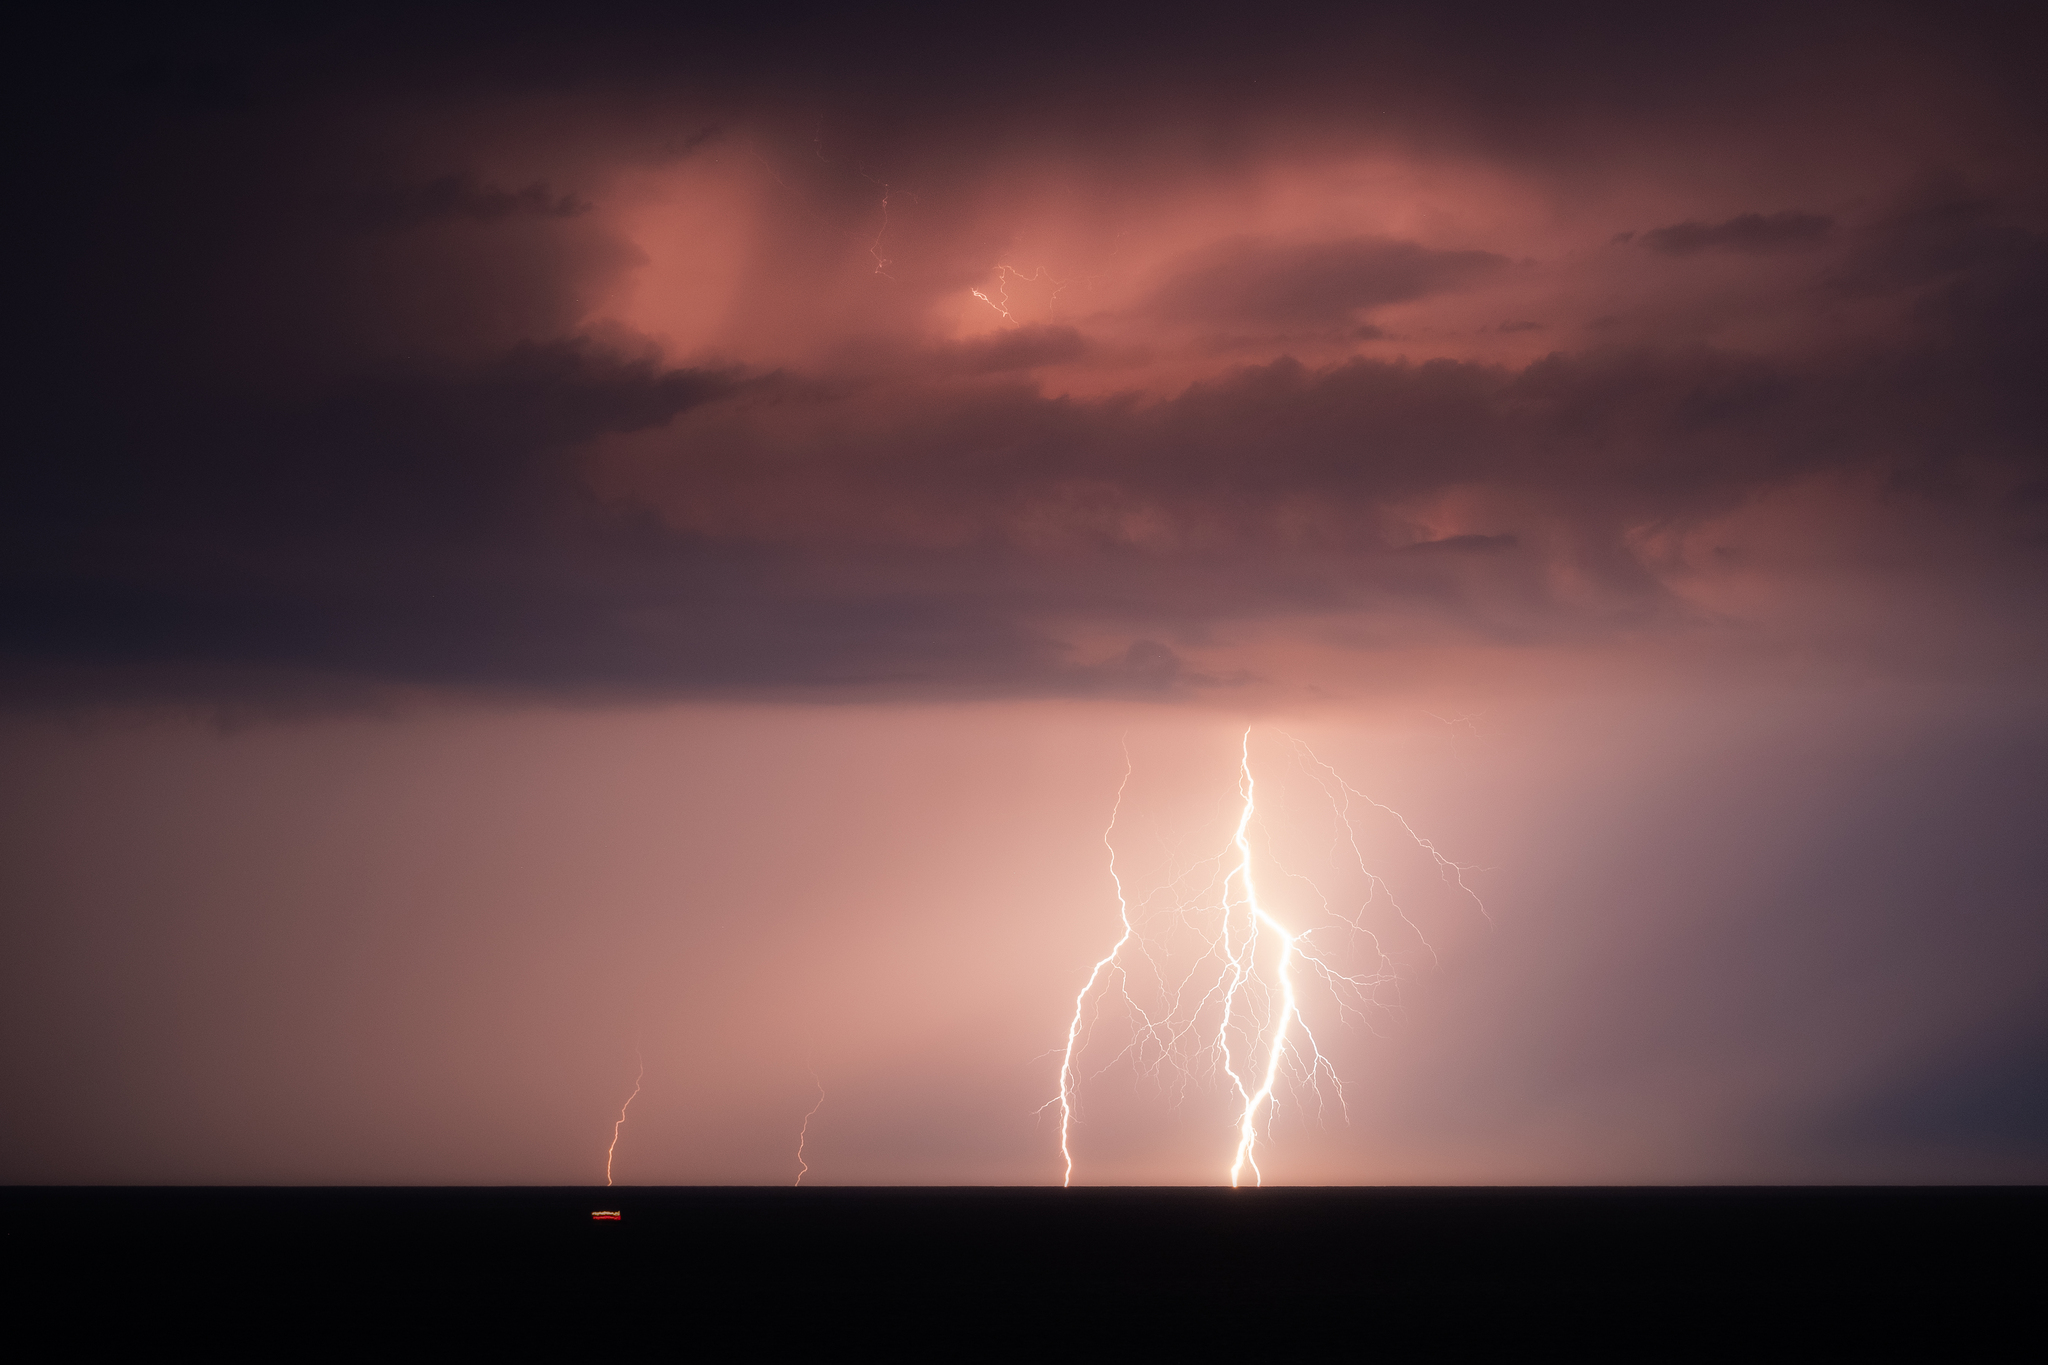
[605,1054,643,1188]
[971,263,1093,325]
[1284,729,1490,938]
[794,1068,826,1186]
[1053,741,1137,1187]
[867,182,897,279]
[748,132,913,281]
[1052,727,1484,1186]
[971,263,1025,322]
[1217,729,1312,1187]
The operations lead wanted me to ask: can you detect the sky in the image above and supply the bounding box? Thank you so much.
[4,1,2046,1184]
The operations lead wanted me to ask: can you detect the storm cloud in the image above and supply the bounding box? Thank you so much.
[6,0,2046,703]
[1639,211,1835,256]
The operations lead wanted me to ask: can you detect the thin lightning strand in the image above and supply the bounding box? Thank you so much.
[1053,741,1136,1187]
[972,263,1037,322]
[972,263,1092,324]
[794,1069,826,1187]
[605,1055,643,1188]
[867,182,896,279]
[748,135,907,278]
[970,264,1018,322]
[1284,731,1490,931]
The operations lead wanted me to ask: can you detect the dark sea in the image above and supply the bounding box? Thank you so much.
[8,1186,2039,1356]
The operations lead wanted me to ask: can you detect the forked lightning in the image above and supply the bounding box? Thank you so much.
[1053,728,1484,1186]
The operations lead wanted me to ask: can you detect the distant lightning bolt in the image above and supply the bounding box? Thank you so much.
[867,182,897,279]
[972,263,1094,325]
[794,1068,826,1187]
[605,1055,643,1188]
[970,265,1019,323]
[1052,741,1137,1187]
[749,133,912,281]
[1052,726,1483,1186]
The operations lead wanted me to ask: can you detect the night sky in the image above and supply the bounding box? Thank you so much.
[4,2,2045,1184]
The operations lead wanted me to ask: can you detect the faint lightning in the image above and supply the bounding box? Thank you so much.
[794,1068,827,1186]
[605,1054,643,1187]
[971,263,1092,325]
[848,149,917,282]
[747,132,914,280]
[1285,731,1490,933]
[867,181,897,279]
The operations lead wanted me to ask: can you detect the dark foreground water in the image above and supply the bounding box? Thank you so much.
[8,1187,2041,1355]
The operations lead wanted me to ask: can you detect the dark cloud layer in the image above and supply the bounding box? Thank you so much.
[6,2,2047,703]
[342,176,593,231]
[1639,211,1835,256]
[1147,239,1510,325]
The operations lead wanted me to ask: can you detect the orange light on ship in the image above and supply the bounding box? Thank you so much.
[591,1210,622,1221]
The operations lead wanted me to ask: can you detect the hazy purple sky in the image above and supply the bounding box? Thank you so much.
[4,1,2045,1184]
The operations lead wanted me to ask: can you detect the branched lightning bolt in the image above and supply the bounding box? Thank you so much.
[972,263,1094,325]
[606,1054,643,1188]
[794,1068,826,1187]
[1052,741,1137,1187]
[1284,730,1490,933]
[971,264,1026,322]
[1218,728,1311,1187]
[1052,726,1483,1186]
